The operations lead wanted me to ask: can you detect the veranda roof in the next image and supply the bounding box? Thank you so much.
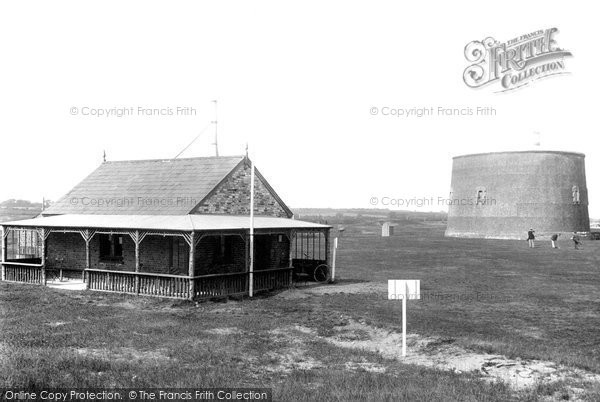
[1,214,330,232]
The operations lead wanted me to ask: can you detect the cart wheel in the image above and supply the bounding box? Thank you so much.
[313,264,329,283]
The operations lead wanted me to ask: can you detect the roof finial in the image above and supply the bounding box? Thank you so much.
[103,150,106,163]
[245,143,249,158]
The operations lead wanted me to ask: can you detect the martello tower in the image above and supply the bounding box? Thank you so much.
[445,151,590,239]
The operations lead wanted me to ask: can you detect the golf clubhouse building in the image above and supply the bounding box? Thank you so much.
[0,156,331,299]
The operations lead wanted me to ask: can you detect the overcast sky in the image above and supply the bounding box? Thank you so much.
[1,1,598,217]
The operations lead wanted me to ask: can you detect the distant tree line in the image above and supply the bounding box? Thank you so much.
[295,209,447,225]
[0,199,46,208]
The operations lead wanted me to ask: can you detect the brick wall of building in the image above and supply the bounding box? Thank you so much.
[269,234,291,269]
[193,163,291,218]
[45,231,290,276]
[255,234,290,270]
[46,232,86,271]
[46,233,187,275]
[195,234,247,274]
[139,236,189,275]
[93,234,134,271]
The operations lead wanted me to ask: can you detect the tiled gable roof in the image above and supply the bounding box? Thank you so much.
[44,156,246,215]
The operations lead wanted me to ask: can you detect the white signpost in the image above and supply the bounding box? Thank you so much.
[330,237,338,283]
[388,279,421,357]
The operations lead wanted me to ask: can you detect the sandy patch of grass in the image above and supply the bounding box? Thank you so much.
[280,281,385,299]
[205,327,243,336]
[323,319,600,392]
[44,321,71,327]
[265,327,323,373]
[344,361,386,373]
[75,347,172,363]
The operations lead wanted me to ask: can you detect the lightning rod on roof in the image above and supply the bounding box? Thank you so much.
[212,100,219,157]
[103,150,106,163]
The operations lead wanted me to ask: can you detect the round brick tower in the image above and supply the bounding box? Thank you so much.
[445,151,590,239]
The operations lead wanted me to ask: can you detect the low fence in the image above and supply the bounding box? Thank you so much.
[2,262,44,284]
[2,264,293,299]
[85,267,293,300]
[87,269,190,299]
[254,268,293,292]
[193,271,247,299]
[140,274,189,298]
[192,268,293,299]
[2,263,84,285]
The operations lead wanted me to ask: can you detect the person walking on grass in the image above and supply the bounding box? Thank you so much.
[527,229,535,248]
[551,233,560,249]
[571,232,582,250]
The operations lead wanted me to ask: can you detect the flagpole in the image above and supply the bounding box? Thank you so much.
[249,155,255,297]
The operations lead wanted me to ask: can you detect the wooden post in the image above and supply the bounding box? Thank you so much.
[288,230,294,286]
[1,226,6,281]
[134,230,140,294]
[402,288,407,357]
[330,237,338,283]
[324,229,330,266]
[249,161,255,297]
[85,236,91,289]
[244,233,249,292]
[188,231,195,300]
[40,228,46,286]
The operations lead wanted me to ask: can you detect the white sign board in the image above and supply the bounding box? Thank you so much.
[388,279,421,300]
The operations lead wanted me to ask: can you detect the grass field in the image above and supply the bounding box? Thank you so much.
[1,221,600,401]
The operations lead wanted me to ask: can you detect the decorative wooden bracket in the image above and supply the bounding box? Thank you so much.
[127,230,148,245]
[79,229,96,244]
[194,233,206,248]
[284,229,296,242]
[36,228,52,241]
[181,232,193,247]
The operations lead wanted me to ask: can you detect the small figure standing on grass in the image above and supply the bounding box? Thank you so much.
[550,233,560,249]
[571,232,582,250]
[527,229,535,248]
